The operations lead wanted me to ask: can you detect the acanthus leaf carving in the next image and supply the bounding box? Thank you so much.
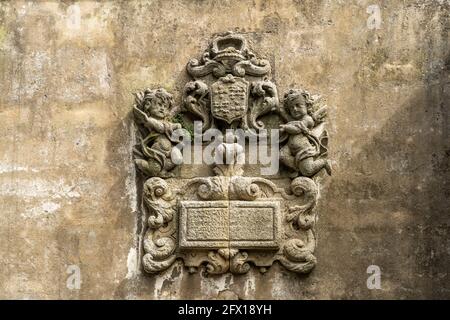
[143,178,176,228]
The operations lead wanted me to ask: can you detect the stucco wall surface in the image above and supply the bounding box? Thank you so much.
[0,0,448,299]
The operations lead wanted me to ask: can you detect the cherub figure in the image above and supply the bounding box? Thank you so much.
[133,88,182,178]
[279,89,331,178]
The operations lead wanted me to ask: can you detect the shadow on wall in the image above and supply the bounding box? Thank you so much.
[321,51,449,299]
[114,48,449,299]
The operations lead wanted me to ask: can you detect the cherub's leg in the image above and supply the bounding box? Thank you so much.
[298,157,331,177]
[158,169,175,178]
[164,157,176,171]
[280,144,296,171]
[159,158,176,178]
[135,159,162,177]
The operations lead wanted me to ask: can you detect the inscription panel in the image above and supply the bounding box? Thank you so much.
[186,207,229,240]
[179,200,280,249]
[230,201,280,249]
[180,201,229,248]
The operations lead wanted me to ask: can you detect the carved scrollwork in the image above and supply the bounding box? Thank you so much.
[205,250,229,274]
[186,56,227,79]
[143,178,176,228]
[203,249,251,275]
[197,177,227,200]
[230,176,262,201]
[229,176,299,200]
[230,251,251,274]
[143,236,177,273]
[142,177,177,273]
[187,32,270,80]
[286,177,318,230]
[183,80,211,132]
[181,176,228,200]
[233,59,271,77]
[248,80,279,130]
[278,231,317,273]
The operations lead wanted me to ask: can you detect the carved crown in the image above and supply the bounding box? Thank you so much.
[210,33,247,62]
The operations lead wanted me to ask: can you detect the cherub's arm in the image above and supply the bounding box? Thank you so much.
[302,115,315,129]
[280,121,303,134]
[133,106,165,133]
[144,116,165,133]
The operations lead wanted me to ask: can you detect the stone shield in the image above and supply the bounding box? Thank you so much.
[211,75,249,124]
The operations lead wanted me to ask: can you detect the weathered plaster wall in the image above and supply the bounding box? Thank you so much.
[0,0,448,299]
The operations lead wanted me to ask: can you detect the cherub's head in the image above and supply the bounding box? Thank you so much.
[284,89,314,120]
[142,88,174,120]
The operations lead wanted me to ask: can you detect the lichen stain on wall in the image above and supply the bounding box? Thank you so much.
[0,0,448,299]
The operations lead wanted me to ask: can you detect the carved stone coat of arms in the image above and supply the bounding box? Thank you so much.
[132,32,331,275]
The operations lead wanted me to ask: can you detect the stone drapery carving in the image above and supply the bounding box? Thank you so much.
[133,32,331,275]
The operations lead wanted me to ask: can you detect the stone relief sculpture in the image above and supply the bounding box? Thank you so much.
[132,32,331,275]
[182,32,278,133]
[133,89,182,178]
[279,89,331,178]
